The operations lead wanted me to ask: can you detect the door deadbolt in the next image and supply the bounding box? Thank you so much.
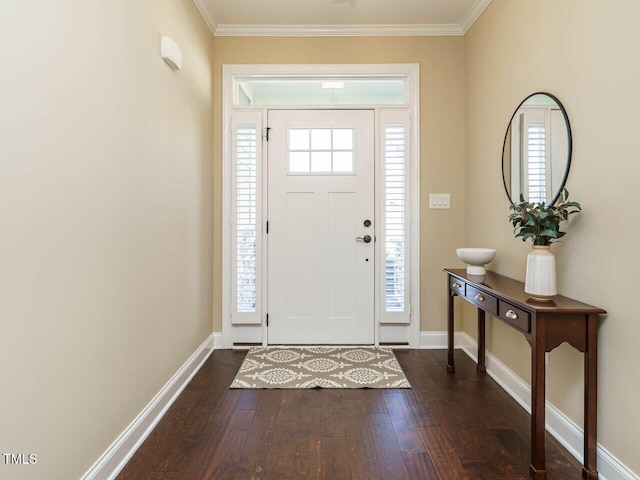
[363,219,372,227]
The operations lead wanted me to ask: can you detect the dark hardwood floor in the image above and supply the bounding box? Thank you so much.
[117,349,582,479]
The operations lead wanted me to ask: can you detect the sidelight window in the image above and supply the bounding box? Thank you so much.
[380,111,411,324]
[385,125,406,312]
[231,112,263,324]
[236,126,258,313]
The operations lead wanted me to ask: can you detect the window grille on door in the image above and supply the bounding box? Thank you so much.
[287,128,354,174]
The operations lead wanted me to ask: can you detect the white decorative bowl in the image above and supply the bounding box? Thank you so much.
[456,248,497,275]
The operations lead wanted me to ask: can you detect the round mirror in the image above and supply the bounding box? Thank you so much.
[502,92,572,206]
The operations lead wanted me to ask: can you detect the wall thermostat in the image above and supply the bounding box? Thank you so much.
[161,36,182,70]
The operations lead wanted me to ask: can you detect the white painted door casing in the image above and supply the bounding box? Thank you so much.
[221,64,420,349]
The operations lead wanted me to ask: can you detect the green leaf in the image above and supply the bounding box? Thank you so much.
[539,229,558,238]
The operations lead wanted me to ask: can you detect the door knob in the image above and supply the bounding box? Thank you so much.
[356,235,372,243]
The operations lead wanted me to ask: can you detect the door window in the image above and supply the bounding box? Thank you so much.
[288,127,354,174]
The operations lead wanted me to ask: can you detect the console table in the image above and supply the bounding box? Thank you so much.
[445,268,606,480]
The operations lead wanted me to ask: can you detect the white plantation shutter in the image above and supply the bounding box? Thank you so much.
[236,126,257,312]
[385,126,406,312]
[527,123,547,204]
[380,112,410,323]
[515,109,552,204]
[232,112,263,324]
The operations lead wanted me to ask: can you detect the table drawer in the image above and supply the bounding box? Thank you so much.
[466,286,498,315]
[498,301,531,333]
[449,277,466,296]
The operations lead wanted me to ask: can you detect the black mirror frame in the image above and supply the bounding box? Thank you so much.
[501,92,573,206]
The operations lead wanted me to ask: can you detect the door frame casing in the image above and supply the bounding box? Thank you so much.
[221,64,420,348]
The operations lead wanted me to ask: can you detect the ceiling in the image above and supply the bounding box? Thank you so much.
[193,0,493,36]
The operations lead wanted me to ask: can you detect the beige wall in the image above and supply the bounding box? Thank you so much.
[211,36,467,333]
[465,0,640,473]
[0,1,213,479]
[4,0,635,476]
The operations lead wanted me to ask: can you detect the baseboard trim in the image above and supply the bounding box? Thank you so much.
[213,331,222,349]
[431,330,637,480]
[82,332,215,480]
[419,330,467,349]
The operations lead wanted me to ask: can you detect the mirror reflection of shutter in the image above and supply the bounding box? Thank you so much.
[520,110,548,204]
[527,123,546,203]
[380,110,410,324]
[231,112,262,324]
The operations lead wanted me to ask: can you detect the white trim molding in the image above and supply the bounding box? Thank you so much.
[426,330,638,480]
[460,0,493,34]
[212,331,223,350]
[82,333,215,480]
[419,330,465,349]
[194,0,493,37]
[214,24,465,37]
[192,0,217,35]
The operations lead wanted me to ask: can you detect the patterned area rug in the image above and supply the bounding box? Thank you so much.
[230,347,411,389]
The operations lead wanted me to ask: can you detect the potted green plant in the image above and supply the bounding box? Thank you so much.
[508,188,581,300]
[508,188,582,245]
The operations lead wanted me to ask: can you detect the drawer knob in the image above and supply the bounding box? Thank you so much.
[452,282,462,289]
[506,309,518,320]
[475,294,485,302]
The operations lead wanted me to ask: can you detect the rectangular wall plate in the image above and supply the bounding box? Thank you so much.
[429,193,450,209]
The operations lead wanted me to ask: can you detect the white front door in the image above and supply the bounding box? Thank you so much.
[267,110,375,344]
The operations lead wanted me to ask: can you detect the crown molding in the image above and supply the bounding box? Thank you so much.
[213,23,465,37]
[193,0,492,37]
[460,0,493,34]
[192,0,217,35]
[195,0,492,37]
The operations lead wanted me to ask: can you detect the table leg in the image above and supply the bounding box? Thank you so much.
[582,314,598,479]
[447,289,455,372]
[530,317,547,480]
[477,308,486,373]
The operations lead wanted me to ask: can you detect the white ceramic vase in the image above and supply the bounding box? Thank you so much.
[525,245,557,301]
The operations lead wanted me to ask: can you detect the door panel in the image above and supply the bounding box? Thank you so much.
[285,192,315,319]
[267,110,374,345]
[328,192,356,319]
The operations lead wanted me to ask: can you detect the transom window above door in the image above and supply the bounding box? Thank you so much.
[288,127,354,174]
[234,77,407,106]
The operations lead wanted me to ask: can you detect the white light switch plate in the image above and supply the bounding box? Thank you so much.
[429,193,450,209]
